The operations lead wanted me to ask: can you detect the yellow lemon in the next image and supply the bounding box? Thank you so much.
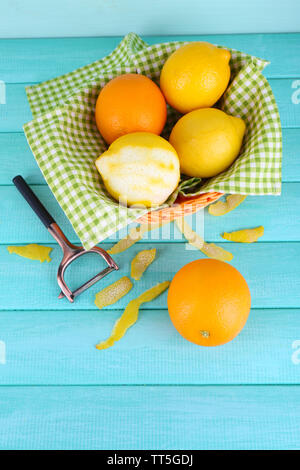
[95,132,180,208]
[160,42,231,113]
[169,108,246,178]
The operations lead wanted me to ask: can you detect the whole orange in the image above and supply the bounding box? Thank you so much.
[168,259,251,346]
[95,73,167,144]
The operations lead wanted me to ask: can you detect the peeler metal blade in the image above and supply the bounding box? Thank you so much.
[13,175,119,303]
[58,266,115,300]
[48,223,119,303]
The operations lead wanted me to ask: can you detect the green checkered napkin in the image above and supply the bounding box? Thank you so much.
[24,33,282,250]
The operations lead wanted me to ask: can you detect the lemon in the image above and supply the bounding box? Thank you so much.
[95,132,180,208]
[160,42,231,114]
[169,108,246,178]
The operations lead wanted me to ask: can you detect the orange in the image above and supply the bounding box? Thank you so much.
[95,73,167,144]
[167,259,251,346]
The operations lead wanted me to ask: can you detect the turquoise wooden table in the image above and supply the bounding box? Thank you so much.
[0,31,300,449]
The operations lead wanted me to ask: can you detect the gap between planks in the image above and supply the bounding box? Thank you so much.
[0,306,299,312]
[0,384,299,387]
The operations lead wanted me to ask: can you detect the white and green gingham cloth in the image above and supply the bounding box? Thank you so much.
[24,33,282,250]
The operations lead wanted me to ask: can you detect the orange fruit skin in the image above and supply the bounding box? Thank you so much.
[167,259,251,346]
[95,73,167,144]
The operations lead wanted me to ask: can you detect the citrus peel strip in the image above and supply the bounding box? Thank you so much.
[175,217,233,262]
[7,244,52,263]
[222,226,264,243]
[175,217,204,250]
[131,248,156,281]
[208,194,247,216]
[108,221,168,255]
[96,281,170,350]
[107,226,144,255]
[200,242,233,262]
[94,276,133,310]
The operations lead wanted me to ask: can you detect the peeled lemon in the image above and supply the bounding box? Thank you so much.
[169,108,246,178]
[95,132,180,208]
[160,42,231,114]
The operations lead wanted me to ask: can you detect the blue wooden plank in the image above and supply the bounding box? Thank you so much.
[1,184,79,244]
[0,37,122,83]
[0,183,299,244]
[0,84,32,132]
[0,242,299,310]
[204,183,300,242]
[270,79,300,128]
[1,34,300,82]
[0,385,299,449]
[1,128,299,184]
[282,128,300,181]
[0,31,299,451]
[0,133,44,185]
[0,78,297,133]
[0,0,299,38]
[0,308,299,385]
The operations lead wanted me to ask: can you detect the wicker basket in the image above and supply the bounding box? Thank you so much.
[137,191,223,224]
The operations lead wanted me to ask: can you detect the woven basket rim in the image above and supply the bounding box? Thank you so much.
[137,191,223,224]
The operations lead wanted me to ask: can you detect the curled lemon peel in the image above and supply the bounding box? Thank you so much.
[96,281,170,350]
[175,217,204,250]
[94,276,133,310]
[200,242,233,262]
[108,221,169,255]
[7,244,52,263]
[107,226,145,255]
[208,194,247,216]
[175,217,233,262]
[222,226,264,243]
[131,248,156,281]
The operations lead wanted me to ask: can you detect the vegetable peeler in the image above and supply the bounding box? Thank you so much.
[13,175,119,303]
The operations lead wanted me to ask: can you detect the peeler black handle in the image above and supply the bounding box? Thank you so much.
[13,175,55,229]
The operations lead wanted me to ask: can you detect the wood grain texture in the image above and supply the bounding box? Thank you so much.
[1,34,300,82]
[0,308,299,385]
[1,78,299,132]
[0,32,299,450]
[1,0,299,38]
[0,385,299,449]
[204,182,300,242]
[0,84,32,132]
[1,183,299,244]
[1,128,299,184]
[0,133,45,185]
[0,242,300,310]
